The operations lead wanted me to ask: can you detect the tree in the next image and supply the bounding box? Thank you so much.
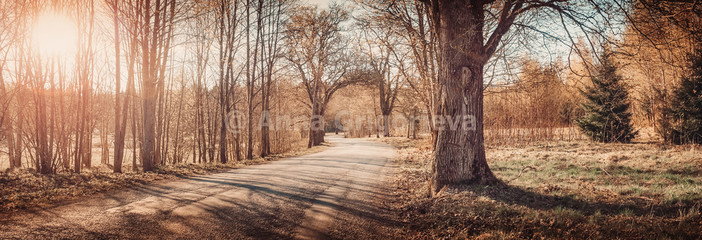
[285,6,353,147]
[0,0,22,170]
[218,0,240,164]
[357,0,441,145]
[259,0,287,157]
[662,49,702,144]
[110,0,127,173]
[73,0,96,173]
[576,51,636,143]
[356,15,404,138]
[140,0,157,172]
[418,0,616,192]
[244,0,261,159]
[620,0,701,139]
[139,0,177,171]
[635,0,701,46]
[422,0,526,191]
[124,0,141,171]
[189,2,215,164]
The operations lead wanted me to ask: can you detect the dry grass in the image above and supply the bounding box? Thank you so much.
[379,137,702,239]
[0,143,329,213]
[0,168,174,212]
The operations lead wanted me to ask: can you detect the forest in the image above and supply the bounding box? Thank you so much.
[0,0,701,239]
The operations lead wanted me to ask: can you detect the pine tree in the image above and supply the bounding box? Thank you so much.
[663,49,702,144]
[576,51,637,143]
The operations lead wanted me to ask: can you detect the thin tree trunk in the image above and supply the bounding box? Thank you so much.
[113,0,126,173]
[413,109,418,139]
[173,69,185,163]
[141,0,156,172]
[218,0,229,164]
[35,60,51,174]
[0,70,18,169]
[383,113,390,137]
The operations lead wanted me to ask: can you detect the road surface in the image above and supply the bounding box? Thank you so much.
[0,135,400,239]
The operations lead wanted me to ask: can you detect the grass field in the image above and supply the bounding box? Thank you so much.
[380,137,702,239]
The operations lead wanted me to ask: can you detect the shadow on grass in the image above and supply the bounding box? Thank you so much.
[459,182,685,218]
[397,182,700,239]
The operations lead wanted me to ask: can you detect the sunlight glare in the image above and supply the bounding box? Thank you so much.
[31,12,78,58]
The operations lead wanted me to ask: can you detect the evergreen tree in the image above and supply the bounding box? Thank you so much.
[663,49,702,144]
[576,51,637,143]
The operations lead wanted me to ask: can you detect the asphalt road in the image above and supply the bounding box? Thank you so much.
[0,135,400,239]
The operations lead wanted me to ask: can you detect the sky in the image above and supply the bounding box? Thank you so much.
[307,0,331,9]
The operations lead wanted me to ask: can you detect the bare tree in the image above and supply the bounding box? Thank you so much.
[244,0,260,159]
[285,5,353,147]
[217,0,240,164]
[0,0,22,170]
[187,2,215,164]
[356,0,444,146]
[259,0,287,157]
[109,0,127,173]
[415,0,618,192]
[356,16,405,137]
[72,0,96,173]
[138,0,177,171]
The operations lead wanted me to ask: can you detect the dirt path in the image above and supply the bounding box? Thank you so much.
[0,135,401,239]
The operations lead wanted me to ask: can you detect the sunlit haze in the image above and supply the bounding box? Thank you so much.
[31,12,77,58]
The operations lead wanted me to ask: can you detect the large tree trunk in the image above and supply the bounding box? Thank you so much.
[307,102,325,148]
[142,73,156,172]
[431,0,496,193]
[382,112,391,137]
[308,127,325,147]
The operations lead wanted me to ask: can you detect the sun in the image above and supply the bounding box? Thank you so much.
[31,12,78,58]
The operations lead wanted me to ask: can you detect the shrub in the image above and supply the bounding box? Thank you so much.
[576,50,636,143]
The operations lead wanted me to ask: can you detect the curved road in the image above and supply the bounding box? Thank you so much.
[0,135,400,239]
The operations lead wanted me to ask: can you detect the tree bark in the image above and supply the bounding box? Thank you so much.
[260,110,271,156]
[431,0,497,193]
[11,83,23,169]
[260,0,283,157]
[307,102,325,147]
[218,0,229,164]
[36,65,51,174]
[141,0,156,172]
[113,0,126,173]
[382,113,391,137]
